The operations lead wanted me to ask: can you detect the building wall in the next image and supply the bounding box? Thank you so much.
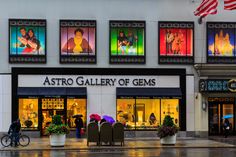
[194,93,208,137]
[1,0,234,135]
[0,0,201,73]
[186,75,195,133]
[0,75,11,132]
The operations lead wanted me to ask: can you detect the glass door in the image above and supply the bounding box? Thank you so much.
[41,98,65,136]
[222,104,234,134]
[209,103,220,135]
[209,102,234,135]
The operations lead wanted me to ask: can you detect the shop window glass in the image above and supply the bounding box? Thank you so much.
[19,98,38,130]
[67,99,86,128]
[42,98,64,110]
[222,104,234,131]
[117,99,135,130]
[135,99,160,130]
[209,103,221,134]
[41,98,65,135]
[161,99,179,127]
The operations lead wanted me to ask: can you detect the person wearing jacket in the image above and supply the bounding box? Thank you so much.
[8,119,21,146]
[74,117,83,138]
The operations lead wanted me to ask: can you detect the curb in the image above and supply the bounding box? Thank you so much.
[1,145,236,151]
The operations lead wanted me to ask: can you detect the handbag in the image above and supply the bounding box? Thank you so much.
[80,128,85,135]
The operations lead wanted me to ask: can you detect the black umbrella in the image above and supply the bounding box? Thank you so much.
[72,114,83,118]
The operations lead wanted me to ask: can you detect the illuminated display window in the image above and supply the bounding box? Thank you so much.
[117,99,135,130]
[60,20,96,63]
[19,98,38,130]
[158,21,194,64]
[42,98,64,110]
[208,97,235,135]
[110,21,146,64]
[67,98,87,128]
[161,99,179,127]
[207,22,236,63]
[9,19,46,63]
[117,98,179,130]
[135,99,160,130]
[41,98,65,135]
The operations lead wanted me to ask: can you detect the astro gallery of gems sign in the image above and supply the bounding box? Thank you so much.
[43,76,156,87]
[18,75,179,87]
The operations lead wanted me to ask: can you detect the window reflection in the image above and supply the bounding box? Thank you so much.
[117,98,179,130]
[67,98,86,128]
[19,98,38,130]
[135,99,160,130]
[117,99,135,130]
[222,104,234,131]
[161,99,179,126]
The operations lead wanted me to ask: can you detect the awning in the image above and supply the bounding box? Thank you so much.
[116,87,182,99]
[17,87,87,97]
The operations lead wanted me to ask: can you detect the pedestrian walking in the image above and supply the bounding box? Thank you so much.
[223,119,230,138]
[75,117,83,138]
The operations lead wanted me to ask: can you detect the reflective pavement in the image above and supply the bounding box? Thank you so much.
[0,148,236,157]
[0,138,235,151]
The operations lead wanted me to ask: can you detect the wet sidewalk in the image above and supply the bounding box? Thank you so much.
[0,137,235,151]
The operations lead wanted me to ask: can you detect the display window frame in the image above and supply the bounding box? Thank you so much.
[9,19,47,63]
[60,20,97,64]
[109,20,146,64]
[158,21,194,64]
[66,96,87,130]
[208,97,236,136]
[207,22,236,64]
[116,97,180,131]
[16,95,87,135]
[18,96,40,131]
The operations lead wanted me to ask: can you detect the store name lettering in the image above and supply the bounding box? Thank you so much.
[43,76,156,87]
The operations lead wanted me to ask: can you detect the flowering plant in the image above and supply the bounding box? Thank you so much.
[46,115,70,135]
[157,115,179,139]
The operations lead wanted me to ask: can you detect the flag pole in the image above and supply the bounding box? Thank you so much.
[198,16,203,24]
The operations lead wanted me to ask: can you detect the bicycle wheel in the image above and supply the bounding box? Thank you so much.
[19,135,30,147]
[1,135,12,147]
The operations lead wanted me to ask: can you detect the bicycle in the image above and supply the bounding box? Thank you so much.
[1,131,30,147]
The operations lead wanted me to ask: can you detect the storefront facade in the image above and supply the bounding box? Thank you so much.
[12,67,186,137]
[199,79,236,136]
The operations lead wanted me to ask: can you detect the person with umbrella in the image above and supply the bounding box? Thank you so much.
[74,114,83,138]
[223,118,231,138]
[89,114,101,123]
[102,115,115,125]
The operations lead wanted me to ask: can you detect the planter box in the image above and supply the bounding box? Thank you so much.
[50,134,66,147]
[160,134,176,145]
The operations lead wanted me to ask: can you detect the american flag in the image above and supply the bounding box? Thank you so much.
[224,0,236,10]
[194,0,218,17]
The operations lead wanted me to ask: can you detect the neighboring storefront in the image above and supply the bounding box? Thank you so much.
[199,79,236,136]
[12,67,186,136]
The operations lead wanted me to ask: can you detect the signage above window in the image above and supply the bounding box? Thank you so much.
[199,79,236,92]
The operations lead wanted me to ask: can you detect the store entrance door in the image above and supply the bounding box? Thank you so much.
[41,98,65,136]
[209,98,234,135]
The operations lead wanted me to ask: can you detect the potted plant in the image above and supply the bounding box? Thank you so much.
[46,115,70,147]
[157,115,179,145]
